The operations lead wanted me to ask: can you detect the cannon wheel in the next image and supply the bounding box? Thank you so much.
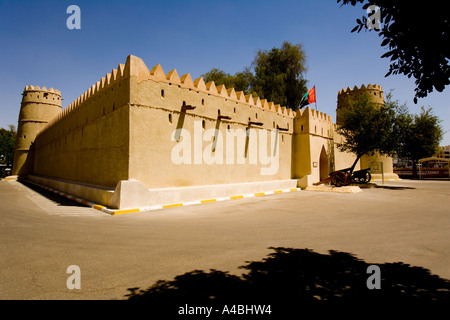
[364,171,372,183]
[331,171,347,187]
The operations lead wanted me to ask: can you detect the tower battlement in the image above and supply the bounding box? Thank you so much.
[337,83,384,106]
[294,107,334,139]
[22,85,61,97]
[338,84,383,95]
[336,83,384,125]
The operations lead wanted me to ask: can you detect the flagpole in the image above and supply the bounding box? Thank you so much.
[314,85,317,111]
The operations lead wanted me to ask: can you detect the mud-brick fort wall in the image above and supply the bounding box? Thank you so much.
[292,107,334,185]
[32,55,296,189]
[128,56,295,188]
[33,64,132,188]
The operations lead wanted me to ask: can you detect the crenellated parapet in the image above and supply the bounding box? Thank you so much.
[294,106,334,139]
[130,55,296,118]
[43,55,295,132]
[337,84,383,95]
[22,85,61,101]
[37,55,296,141]
[337,84,384,105]
[40,61,131,133]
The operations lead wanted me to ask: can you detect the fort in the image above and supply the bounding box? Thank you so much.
[9,55,398,210]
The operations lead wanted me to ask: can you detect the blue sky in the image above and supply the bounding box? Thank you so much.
[1,0,449,144]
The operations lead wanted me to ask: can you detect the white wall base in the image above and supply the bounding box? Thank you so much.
[27,175,299,209]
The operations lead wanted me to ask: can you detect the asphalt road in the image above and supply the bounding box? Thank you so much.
[0,179,449,300]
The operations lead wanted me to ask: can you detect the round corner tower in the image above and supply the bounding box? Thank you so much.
[336,84,384,126]
[11,85,62,178]
[336,84,399,181]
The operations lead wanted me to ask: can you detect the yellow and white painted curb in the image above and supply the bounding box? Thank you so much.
[135,188,302,214]
[24,180,301,215]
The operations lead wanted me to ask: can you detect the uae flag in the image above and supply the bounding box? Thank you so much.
[299,86,316,109]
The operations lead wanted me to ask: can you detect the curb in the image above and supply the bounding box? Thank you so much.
[2,177,17,182]
[23,180,301,215]
[305,185,362,193]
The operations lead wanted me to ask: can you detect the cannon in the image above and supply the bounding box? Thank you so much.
[329,167,371,187]
[314,167,371,187]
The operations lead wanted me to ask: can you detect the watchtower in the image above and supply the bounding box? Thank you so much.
[336,84,398,181]
[11,85,62,178]
[336,84,384,125]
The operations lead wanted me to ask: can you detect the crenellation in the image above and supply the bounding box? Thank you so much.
[286,107,291,117]
[235,91,246,103]
[253,97,262,108]
[193,77,206,91]
[150,64,166,81]
[227,87,237,100]
[105,73,112,86]
[244,94,253,105]
[205,81,217,95]
[166,69,181,84]
[216,84,228,98]
[111,68,118,82]
[117,63,125,80]
[180,73,194,89]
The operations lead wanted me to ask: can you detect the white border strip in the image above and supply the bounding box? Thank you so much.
[24,179,301,215]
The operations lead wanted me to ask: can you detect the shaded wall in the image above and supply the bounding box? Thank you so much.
[33,70,131,188]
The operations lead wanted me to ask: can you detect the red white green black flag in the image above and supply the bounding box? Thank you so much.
[299,86,316,109]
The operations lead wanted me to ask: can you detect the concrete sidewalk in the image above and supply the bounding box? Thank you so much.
[0,179,449,300]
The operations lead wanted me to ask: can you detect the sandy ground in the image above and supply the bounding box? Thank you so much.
[0,179,449,300]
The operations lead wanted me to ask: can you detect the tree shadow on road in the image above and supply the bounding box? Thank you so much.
[124,247,449,316]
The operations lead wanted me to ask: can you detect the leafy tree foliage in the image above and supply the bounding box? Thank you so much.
[252,41,308,109]
[338,0,450,103]
[0,125,16,170]
[396,106,443,176]
[336,93,402,171]
[201,41,308,109]
[337,91,443,176]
